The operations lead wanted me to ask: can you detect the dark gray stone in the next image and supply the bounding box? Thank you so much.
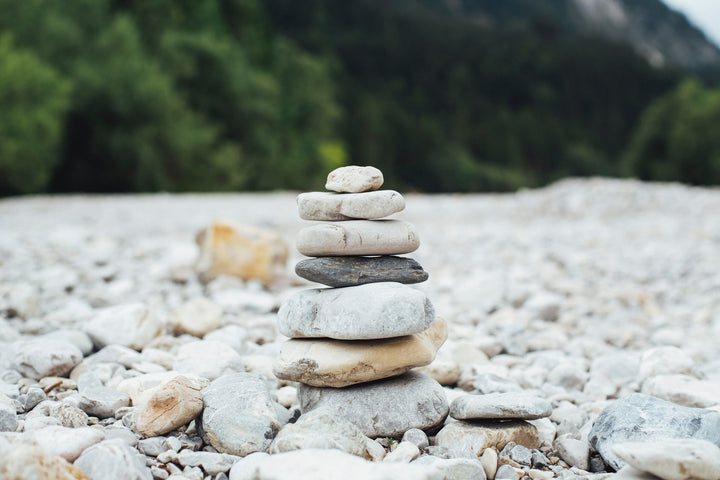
[588,393,720,471]
[295,256,428,287]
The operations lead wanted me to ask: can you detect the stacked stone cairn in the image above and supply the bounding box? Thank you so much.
[273,165,450,439]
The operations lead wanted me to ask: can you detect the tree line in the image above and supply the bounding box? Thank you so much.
[1,0,718,195]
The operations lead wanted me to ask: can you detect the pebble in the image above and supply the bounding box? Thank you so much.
[641,374,720,408]
[297,190,405,221]
[450,393,552,420]
[555,436,590,470]
[201,373,279,456]
[495,464,520,480]
[268,407,370,458]
[176,449,239,475]
[412,456,487,480]
[612,439,720,480]
[637,346,695,384]
[480,447,498,479]
[294,255,428,287]
[434,420,539,456]
[11,339,82,379]
[500,442,533,466]
[296,220,419,257]
[298,371,448,438]
[0,393,17,432]
[402,428,429,450]
[77,373,130,419]
[273,316,446,387]
[325,165,383,193]
[75,439,152,480]
[415,357,461,386]
[384,441,420,463]
[173,340,244,381]
[278,282,434,340]
[84,303,163,350]
[588,393,720,470]
[22,425,105,462]
[133,375,204,438]
[0,446,91,480]
[168,298,223,338]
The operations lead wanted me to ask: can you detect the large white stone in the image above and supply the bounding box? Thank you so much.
[612,439,720,480]
[298,371,448,438]
[641,374,720,408]
[0,446,91,480]
[296,220,419,257]
[21,426,105,462]
[84,303,163,350]
[278,282,434,340]
[297,190,404,221]
[273,317,447,387]
[434,420,540,456]
[74,439,152,480]
[325,166,383,193]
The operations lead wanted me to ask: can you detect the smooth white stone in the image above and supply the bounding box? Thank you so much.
[325,166,383,193]
[173,341,244,381]
[278,282,434,340]
[296,220,419,257]
[84,303,163,350]
[297,190,404,221]
[450,393,552,420]
[613,439,720,480]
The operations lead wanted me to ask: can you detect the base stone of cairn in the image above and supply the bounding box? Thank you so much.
[273,165,449,438]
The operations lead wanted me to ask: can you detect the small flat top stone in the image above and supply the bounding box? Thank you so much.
[297,190,404,221]
[326,166,383,193]
[295,256,428,287]
[450,393,552,420]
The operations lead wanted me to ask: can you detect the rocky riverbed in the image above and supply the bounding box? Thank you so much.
[1,178,719,479]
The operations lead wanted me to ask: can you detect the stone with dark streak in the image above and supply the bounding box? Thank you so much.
[295,256,428,287]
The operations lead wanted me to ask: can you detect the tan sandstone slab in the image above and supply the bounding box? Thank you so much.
[297,190,404,221]
[325,166,383,193]
[296,220,419,257]
[434,419,540,457]
[273,317,448,387]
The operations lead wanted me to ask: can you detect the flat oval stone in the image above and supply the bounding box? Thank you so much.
[298,371,449,438]
[434,420,540,455]
[295,256,428,287]
[450,393,552,420]
[326,166,383,193]
[298,191,404,221]
[273,317,447,387]
[296,220,419,257]
[277,282,434,340]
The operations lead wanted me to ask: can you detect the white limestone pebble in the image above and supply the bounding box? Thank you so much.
[298,371,448,438]
[84,303,163,350]
[173,340,244,381]
[0,446,90,480]
[75,439,152,480]
[0,393,18,432]
[383,441,420,463]
[612,439,720,480]
[77,373,130,419]
[554,436,590,470]
[480,447,498,480]
[22,425,105,462]
[325,165,383,193]
[273,316,447,387]
[297,190,404,221]
[168,297,223,338]
[450,393,552,420]
[201,373,279,456]
[296,220,419,257]
[11,339,83,379]
[413,456,487,480]
[278,282,434,340]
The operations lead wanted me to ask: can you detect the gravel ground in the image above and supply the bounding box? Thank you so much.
[1,177,719,479]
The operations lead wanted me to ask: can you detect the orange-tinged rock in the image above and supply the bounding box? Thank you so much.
[195,221,288,287]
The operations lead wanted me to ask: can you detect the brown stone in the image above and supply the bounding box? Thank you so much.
[133,375,204,438]
[434,420,540,456]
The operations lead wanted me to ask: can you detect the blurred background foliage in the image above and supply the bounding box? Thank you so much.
[0,0,718,195]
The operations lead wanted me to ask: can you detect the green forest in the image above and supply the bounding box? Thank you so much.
[1,0,719,195]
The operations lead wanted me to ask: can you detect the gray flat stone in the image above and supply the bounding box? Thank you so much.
[298,371,448,438]
[588,393,720,471]
[450,393,552,420]
[278,282,434,340]
[296,220,419,257]
[298,191,404,221]
[295,256,428,287]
